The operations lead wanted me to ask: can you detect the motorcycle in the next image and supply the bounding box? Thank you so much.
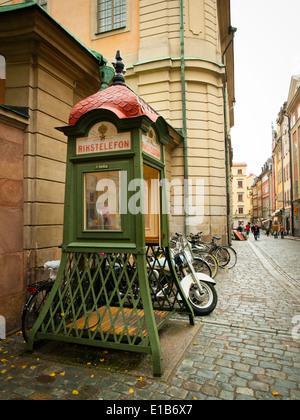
[148,233,218,316]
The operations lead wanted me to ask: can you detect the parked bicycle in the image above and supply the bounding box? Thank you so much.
[189,232,237,270]
[22,260,60,344]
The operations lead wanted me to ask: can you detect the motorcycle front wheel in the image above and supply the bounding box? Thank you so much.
[188,281,218,316]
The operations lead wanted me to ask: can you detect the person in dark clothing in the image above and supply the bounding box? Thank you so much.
[254,225,260,241]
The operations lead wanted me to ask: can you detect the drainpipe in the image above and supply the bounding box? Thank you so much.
[222,26,237,246]
[179,0,189,236]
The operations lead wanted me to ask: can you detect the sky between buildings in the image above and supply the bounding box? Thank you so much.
[230,0,300,176]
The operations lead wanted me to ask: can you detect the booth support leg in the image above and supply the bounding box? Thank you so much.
[137,254,163,376]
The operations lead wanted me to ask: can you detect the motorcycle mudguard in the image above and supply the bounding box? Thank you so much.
[178,273,216,301]
[149,257,170,269]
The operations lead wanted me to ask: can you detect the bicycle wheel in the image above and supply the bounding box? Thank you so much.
[215,246,230,269]
[219,246,237,269]
[184,257,212,278]
[22,283,52,344]
[192,249,219,278]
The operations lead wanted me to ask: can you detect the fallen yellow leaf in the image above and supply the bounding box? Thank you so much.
[100,359,105,362]
[137,376,143,381]
[49,373,56,377]
[273,391,279,397]
[72,390,79,395]
[0,370,6,374]
[129,389,134,394]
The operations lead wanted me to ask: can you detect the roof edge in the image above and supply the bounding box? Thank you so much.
[0,1,107,65]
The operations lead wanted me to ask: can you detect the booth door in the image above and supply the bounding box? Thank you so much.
[143,165,160,244]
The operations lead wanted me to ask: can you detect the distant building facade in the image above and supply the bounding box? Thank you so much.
[286,76,300,237]
[231,163,249,228]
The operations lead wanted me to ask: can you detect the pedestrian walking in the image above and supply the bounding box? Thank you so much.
[273,221,278,239]
[246,223,250,237]
[280,223,284,239]
[254,224,260,241]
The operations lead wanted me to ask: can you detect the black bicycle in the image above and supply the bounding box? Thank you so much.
[22,260,59,344]
[189,232,237,270]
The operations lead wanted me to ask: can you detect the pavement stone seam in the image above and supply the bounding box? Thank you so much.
[247,240,300,302]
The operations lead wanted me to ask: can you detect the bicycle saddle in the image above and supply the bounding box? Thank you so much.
[212,236,221,240]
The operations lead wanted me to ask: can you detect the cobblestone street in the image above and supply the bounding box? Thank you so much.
[1,234,300,400]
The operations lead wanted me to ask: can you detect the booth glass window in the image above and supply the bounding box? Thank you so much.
[84,171,121,231]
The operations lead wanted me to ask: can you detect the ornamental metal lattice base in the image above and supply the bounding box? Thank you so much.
[28,247,194,376]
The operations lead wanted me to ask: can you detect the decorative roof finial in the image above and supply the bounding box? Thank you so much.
[112,50,126,86]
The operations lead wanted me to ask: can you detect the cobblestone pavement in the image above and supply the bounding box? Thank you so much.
[1,235,300,400]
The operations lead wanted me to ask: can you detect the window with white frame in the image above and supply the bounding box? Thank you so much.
[98,0,126,34]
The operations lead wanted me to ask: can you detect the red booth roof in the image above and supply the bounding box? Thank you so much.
[69,84,159,126]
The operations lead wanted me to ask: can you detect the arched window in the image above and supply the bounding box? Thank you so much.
[0,55,6,105]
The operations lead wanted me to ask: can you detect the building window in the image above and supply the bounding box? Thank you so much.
[238,194,243,202]
[0,55,5,105]
[238,180,243,188]
[237,169,243,175]
[238,207,244,215]
[98,0,126,34]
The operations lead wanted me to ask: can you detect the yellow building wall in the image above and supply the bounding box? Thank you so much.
[1,0,232,242]
[49,0,140,58]
[51,0,229,240]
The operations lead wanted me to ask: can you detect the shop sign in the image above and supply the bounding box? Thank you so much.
[76,122,131,155]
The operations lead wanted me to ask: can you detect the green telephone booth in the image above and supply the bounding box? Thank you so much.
[28,52,194,376]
